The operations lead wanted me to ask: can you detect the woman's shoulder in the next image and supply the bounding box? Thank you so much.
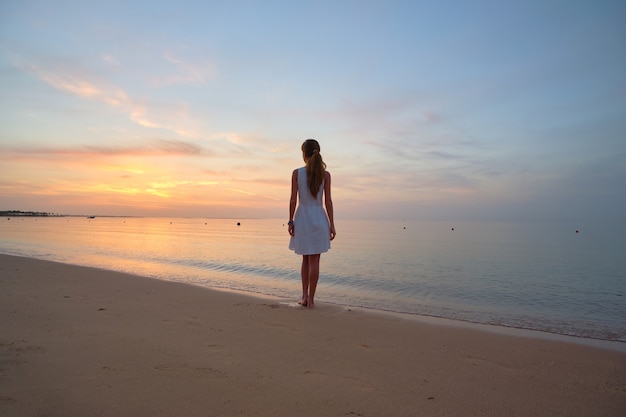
[292,167,304,180]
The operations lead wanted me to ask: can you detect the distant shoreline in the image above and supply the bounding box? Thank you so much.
[1,210,136,218]
[1,210,64,217]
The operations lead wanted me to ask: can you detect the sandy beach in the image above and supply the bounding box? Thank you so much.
[1,254,624,417]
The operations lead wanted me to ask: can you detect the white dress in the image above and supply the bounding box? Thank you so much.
[289,167,331,255]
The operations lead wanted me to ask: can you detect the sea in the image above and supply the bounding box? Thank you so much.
[1,216,624,347]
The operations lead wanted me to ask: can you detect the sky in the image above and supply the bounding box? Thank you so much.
[1,0,625,221]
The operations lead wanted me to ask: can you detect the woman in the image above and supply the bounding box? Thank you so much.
[288,139,336,308]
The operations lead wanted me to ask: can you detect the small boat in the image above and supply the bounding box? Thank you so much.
[87,216,96,219]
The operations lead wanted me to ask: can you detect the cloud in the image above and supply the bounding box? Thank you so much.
[0,139,213,159]
[227,187,280,201]
[321,93,441,134]
[32,67,104,98]
[151,51,216,87]
[22,60,200,138]
[100,53,121,67]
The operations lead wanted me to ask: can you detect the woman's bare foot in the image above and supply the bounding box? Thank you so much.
[298,298,308,307]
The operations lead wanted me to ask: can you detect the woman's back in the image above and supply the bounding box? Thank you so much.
[289,167,330,255]
[297,167,324,206]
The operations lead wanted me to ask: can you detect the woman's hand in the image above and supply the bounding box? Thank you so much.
[288,223,295,236]
[329,225,336,241]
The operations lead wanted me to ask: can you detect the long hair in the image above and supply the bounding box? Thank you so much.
[301,139,326,198]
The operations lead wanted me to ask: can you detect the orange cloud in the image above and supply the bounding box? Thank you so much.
[0,139,212,160]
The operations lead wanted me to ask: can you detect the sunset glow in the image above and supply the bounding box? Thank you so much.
[1,1,624,220]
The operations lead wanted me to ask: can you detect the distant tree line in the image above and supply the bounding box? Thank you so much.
[1,210,63,217]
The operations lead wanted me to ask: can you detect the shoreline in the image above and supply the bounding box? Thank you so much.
[210,283,626,353]
[344,304,626,352]
[2,253,625,416]
[5,252,626,352]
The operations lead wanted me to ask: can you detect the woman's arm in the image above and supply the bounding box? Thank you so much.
[288,169,298,236]
[324,171,336,240]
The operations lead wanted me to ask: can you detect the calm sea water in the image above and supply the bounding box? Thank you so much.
[1,216,624,344]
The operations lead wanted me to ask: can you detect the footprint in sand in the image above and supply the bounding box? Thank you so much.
[0,397,16,405]
[2,340,46,356]
[154,363,227,379]
[303,370,377,391]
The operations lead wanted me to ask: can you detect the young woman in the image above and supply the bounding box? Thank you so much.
[288,139,336,308]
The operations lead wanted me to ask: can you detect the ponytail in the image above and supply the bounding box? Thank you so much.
[301,139,326,198]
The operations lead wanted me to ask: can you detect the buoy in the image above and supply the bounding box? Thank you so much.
[237,222,241,226]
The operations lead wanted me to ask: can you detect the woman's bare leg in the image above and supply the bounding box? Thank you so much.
[299,255,310,306]
[307,254,321,308]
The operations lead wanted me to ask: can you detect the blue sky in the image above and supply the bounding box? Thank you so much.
[1,0,624,221]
